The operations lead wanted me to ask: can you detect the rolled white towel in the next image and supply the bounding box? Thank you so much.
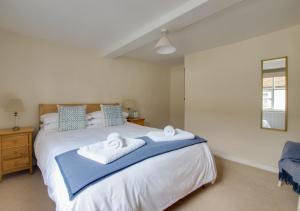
[104,138,124,149]
[104,133,124,149]
[77,138,145,164]
[147,128,195,141]
[164,125,176,137]
[107,132,121,141]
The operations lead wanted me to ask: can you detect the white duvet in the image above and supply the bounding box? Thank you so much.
[34,123,217,211]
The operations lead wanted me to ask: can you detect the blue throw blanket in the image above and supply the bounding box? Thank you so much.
[278,141,300,194]
[55,136,207,200]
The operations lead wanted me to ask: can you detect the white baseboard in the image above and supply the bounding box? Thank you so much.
[213,151,279,174]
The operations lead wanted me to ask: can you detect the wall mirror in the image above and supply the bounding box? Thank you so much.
[261,57,288,131]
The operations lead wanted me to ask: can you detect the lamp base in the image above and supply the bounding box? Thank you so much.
[12,112,20,131]
[12,126,20,131]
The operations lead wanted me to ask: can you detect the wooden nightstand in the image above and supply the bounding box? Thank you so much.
[127,118,145,126]
[0,127,34,181]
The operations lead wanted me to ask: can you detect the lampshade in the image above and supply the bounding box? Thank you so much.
[5,98,25,113]
[155,29,176,55]
[123,99,136,109]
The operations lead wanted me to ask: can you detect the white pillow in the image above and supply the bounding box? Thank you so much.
[86,111,103,120]
[87,123,103,129]
[123,111,129,118]
[86,111,128,120]
[87,118,103,125]
[41,112,93,123]
[87,118,127,127]
[42,121,104,131]
[40,113,58,124]
[41,122,58,131]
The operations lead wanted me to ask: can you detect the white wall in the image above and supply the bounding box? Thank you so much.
[185,25,300,171]
[0,30,171,129]
[169,66,185,129]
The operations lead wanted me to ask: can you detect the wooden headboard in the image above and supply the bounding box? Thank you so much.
[39,103,119,117]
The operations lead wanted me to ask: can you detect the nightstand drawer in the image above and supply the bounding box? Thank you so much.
[2,147,29,160]
[1,134,28,149]
[2,157,29,172]
[0,127,34,180]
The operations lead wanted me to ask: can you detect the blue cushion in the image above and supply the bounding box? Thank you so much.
[100,104,124,127]
[58,106,87,131]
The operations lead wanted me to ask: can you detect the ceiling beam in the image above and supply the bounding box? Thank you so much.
[101,0,208,58]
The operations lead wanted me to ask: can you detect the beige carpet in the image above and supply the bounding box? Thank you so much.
[0,157,297,211]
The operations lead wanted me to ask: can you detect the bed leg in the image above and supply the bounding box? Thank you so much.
[297,196,300,211]
[278,180,282,187]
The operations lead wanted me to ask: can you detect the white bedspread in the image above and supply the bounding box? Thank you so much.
[34,123,217,211]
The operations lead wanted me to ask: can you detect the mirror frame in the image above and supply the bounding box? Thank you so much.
[261,56,288,131]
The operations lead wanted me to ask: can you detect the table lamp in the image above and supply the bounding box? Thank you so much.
[5,98,25,131]
[122,99,136,118]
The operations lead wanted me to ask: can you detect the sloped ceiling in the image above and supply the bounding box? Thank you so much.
[0,0,299,66]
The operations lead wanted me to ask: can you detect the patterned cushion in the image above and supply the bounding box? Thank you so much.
[58,105,87,131]
[100,104,124,127]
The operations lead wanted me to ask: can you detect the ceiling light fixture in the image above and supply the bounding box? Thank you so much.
[155,29,176,55]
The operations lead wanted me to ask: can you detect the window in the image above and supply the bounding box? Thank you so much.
[263,76,286,110]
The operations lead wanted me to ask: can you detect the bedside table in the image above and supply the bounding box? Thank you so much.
[127,118,145,126]
[0,127,34,181]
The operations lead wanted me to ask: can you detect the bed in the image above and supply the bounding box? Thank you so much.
[34,104,217,211]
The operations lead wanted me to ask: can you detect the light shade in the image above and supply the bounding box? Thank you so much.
[122,99,136,109]
[5,98,25,113]
[155,35,176,54]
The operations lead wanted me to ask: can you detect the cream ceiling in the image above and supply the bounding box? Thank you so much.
[0,0,299,66]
